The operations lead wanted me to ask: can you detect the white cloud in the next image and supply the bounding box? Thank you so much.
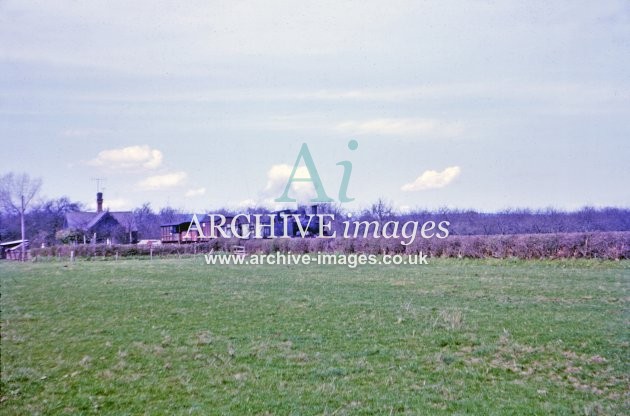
[237,198,258,208]
[89,145,163,170]
[138,171,187,190]
[184,187,206,197]
[236,164,323,209]
[263,164,319,204]
[336,118,463,137]
[401,166,461,191]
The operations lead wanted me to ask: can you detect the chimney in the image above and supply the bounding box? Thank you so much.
[97,192,103,213]
[311,204,318,215]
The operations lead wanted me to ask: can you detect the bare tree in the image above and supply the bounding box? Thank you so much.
[368,198,393,221]
[0,173,42,260]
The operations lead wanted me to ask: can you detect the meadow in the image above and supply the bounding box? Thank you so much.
[1,258,628,415]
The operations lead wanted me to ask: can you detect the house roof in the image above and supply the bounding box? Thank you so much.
[160,214,207,227]
[65,211,137,232]
[109,212,136,229]
[161,221,191,227]
[159,214,251,227]
[198,214,248,223]
[159,213,194,227]
[0,239,29,247]
[65,211,97,229]
[85,211,108,230]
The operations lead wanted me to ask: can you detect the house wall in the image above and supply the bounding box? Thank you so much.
[92,215,132,244]
[161,226,181,243]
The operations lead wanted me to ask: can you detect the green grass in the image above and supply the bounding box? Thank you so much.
[1,258,628,415]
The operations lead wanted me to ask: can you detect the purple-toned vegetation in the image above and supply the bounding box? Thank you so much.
[2,192,629,260]
[30,232,630,260]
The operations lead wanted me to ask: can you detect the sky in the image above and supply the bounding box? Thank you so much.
[1,0,629,213]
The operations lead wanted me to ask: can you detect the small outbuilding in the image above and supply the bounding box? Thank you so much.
[0,239,29,260]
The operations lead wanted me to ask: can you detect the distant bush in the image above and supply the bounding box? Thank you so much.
[402,232,630,260]
[30,232,630,261]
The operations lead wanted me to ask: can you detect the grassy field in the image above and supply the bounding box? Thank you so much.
[1,258,628,415]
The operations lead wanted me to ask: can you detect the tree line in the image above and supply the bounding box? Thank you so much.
[1,173,629,246]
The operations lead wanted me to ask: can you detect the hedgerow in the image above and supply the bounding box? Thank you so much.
[29,232,630,260]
